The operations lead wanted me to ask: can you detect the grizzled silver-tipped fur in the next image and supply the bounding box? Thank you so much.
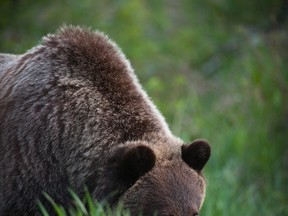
[0,26,210,216]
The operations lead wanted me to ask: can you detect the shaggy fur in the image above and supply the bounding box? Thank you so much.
[0,26,211,216]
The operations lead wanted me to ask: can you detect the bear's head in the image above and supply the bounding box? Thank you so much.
[100,139,210,216]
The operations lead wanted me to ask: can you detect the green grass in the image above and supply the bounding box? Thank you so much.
[38,190,130,216]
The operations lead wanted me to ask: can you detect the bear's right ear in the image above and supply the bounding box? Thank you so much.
[96,145,156,204]
[181,140,211,172]
[118,145,156,183]
[111,145,156,184]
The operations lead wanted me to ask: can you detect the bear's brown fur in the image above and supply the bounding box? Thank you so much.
[0,26,211,216]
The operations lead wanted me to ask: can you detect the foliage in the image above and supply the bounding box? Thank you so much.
[1,0,287,215]
[37,190,130,216]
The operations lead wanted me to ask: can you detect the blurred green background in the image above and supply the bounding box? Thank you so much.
[1,0,287,215]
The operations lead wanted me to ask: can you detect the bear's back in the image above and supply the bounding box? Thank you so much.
[0,27,172,204]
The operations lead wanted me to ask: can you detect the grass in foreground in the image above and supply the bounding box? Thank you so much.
[38,190,130,216]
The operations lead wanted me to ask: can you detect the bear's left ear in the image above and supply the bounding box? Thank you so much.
[181,140,211,172]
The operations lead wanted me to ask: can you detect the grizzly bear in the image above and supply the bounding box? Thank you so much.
[0,26,211,216]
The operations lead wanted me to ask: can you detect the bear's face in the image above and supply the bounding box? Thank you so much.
[122,161,207,216]
[102,140,210,216]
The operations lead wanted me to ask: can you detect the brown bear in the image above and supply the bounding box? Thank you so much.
[0,26,211,216]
